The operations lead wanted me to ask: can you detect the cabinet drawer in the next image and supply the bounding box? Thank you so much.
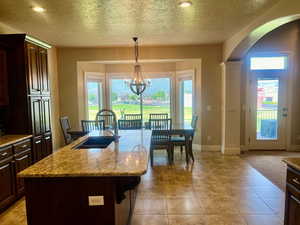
[287,167,300,191]
[0,145,13,161]
[13,139,31,154]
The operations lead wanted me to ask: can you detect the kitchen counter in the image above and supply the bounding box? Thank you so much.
[283,157,300,171]
[20,129,151,225]
[0,134,32,148]
[19,129,151,178]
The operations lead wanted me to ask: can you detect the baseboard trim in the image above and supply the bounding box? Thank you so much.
[222,147,241,155]
[200,145,221,152]
[287,145,300,152]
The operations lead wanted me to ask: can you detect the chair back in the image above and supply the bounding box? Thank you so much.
[95,109,117,129]
[149,113,168,120]
[60,116,72,145]
[118,119,142,130]
[149,118,172,130]
[191,115,199,129]
[151,130,171,145]
[124,114,142,120]
[81,120,105,132]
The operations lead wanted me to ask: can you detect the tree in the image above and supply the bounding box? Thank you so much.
[88,93,97,104]
[111,92,118,102]
[129,94,138,101]
[152,91,166,101]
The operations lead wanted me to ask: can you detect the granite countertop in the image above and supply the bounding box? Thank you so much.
[283,158,300,171]
[19,129,151,178]
[0,134,33,148]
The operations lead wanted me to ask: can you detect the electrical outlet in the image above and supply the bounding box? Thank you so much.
[88,196,104,206]
[207,136,212,141]
[206,105,212,111]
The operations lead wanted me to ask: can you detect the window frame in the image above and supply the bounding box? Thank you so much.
[176,70,195,126]
[84,72,106,120]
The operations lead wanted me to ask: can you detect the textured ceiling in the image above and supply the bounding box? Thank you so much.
[0,0,280,47]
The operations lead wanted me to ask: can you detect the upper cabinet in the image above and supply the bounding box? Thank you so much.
[26,43,50,95]
[0,48,9,106]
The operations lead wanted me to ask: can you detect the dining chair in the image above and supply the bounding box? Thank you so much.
[149,118,172,130]
[95,109,117,130]
[150,130,172,166]
[81,120,105,132]
[118,119,142,130]
[60,116,87,145]
[124,114,142,120]
[170,115,198,161]
[149,113,168,120]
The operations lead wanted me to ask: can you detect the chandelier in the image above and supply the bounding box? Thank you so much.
[129,37,148,95]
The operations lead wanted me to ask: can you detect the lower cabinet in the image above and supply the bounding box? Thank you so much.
[0,158,15,211]
[15,149,32,196]
[33,134,52,162]
[285,167,300,225]
[0,138,33,212]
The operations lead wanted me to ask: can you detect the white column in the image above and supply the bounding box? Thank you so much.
[220,61,242,155]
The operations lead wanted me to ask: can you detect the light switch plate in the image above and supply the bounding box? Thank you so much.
[88,196,104,206]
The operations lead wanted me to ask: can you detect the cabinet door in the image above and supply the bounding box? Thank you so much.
[15,151,32,195]
[31,97,43,136]
[0,48,9,105]
[285,189,300,225]
[42,97,51,134]
[32,136,43,162]
[0,159,15,210]
[43,134,52,158]
[27,43,41,95]
[39,48,50,95]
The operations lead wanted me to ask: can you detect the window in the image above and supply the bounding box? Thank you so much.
[110,77,171,121]
[250,57,286,70]
[110,78,140,119]
[180,80,193,126]
[142,77,171,121]
[85,74,105,120]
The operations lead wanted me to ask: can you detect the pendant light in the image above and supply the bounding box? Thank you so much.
[129,37,147,95]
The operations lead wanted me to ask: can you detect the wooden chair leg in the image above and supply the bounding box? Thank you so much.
[185,144,189,165]
[189,142,194,161]
[150,147,154,167]
[180,146,183,154]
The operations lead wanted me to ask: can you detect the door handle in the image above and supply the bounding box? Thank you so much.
[35,140,42,144]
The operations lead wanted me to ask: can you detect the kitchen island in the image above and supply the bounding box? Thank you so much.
[19,129,151,225]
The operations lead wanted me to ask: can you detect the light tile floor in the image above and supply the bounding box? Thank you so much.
[0,151,285,225]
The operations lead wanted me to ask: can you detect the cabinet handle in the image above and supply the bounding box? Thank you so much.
[35,140,42,144]
[292,178,300,185]
[1,152,8,157]
[16,155,29,161]
[0,164,9,170]
[22,144,28,148]
[45,136,51,140]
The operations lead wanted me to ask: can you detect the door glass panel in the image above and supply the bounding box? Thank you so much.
[87,81,102,120]
[250,57,286,70]
[256,77,279,140]
[182,80,193,126]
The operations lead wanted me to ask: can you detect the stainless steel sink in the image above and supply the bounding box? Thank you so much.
[74,136,115,149]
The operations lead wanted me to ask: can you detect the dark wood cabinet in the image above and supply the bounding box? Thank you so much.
[32,136,43,162]
[285,167,300,225]
[30,97,43,136]
[27,43,41,95]
[0,138,32,211]
[0,48,9,106]
[0,147,15,211]
[43,133,52,158]
[42,97,51,134]
[15,150,32,195]
[39,48,50,95]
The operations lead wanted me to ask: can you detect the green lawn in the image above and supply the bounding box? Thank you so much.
[88,104,192,122]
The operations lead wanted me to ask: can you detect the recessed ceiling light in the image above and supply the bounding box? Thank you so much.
[32,6,46,12]
[179,1,192,7]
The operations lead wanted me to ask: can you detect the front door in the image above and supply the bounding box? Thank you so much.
[248,56,288,150]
